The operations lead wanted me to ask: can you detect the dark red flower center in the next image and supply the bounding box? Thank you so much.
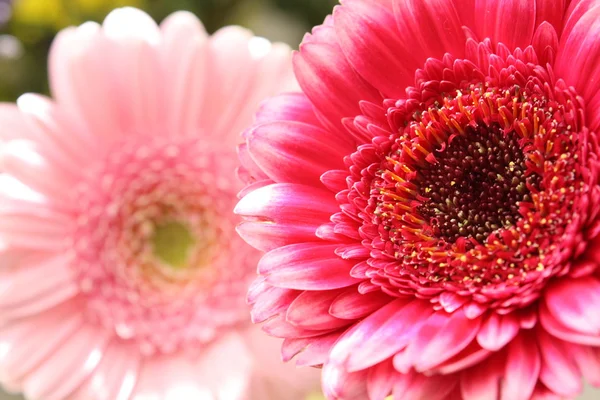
[413,122,538,244]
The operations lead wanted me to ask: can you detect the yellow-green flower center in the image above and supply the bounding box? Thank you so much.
[151,220,196,269]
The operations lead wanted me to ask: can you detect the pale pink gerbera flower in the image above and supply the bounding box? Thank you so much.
[0,7,320,400]
[236,0,600,399]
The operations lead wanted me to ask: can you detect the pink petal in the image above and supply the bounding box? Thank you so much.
[544,277,600,336]
[532,21,559,65]
[0,301,83,388]
[501,331,541,400]
[295,331,341,367]
[254,93,322,127]
[555,1,600,131]
[392,0,465,66]
[412,310,482,372]
[247,121,351,186]
[248,277,300,324]
[0,253,77,317]
[329,299,433,372]
[258,243,361,290]
[22,324,111,400]
[430,341,491,375]
[329,287,393,320]
[455,0,536,49]
[70,340,140,400]
[476,312,520,351]
[540,299,600,346]
[159,11,209,140]
[570,343,600,387]
[286,289,350,330]
[1,140,77,207]
[294,19,382,132]
[538,330,582,397]
[235,183,338,252]
[322,363,370,400]
[367,360,396,400]
[333,0,419,99]
[393,371,458,400]
[460,352,505,400]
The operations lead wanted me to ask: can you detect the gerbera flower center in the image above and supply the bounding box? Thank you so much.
[151,220,197,269]
[343,46,595,311]
[413,123,538,244]
[70,136,252,354]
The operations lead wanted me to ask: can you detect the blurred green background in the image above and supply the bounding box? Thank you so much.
[0,0,337,102]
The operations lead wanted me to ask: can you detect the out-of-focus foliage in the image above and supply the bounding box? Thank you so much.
[0,0,337,101]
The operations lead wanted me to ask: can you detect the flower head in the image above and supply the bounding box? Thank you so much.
[236,1,600,398]
[0,7,319,400]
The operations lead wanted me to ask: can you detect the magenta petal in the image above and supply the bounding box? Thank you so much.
[393,0,465,63]
[540,299,600,346]
[333,0,417,99]
[295,331,341,367]
[329,299,433,372]
[544,277,600,336]
[460,352,505,400]
[393,371,458,400]
[235,183,338,252]
[412,309,482,372]
[247,121,352,186]
[329,287,393,320]
[367,360,396,400]
[538,330,582,397]
[286,289,350,330]
[501,331,541,400]
[254,92,322,127]
[258,243,361,290]
[293,21,382,132]
[476,312,520,351]
[556,1,600,130]
[248,276,300,324]
[322,363,369,400]
[571,343,600,387]
[456,0,536,49]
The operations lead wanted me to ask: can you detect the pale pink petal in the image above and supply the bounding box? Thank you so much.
[392,371,458,400]
[22,324,110,400]
[248,277,300,324]
[70,340,140,400]
[0,253,77,319]
[160,11,209,140]
[258,243,361,290]
[0,301,84,389]
[367,360,396,400]
[1,140,78,207]
[570,343,600,387]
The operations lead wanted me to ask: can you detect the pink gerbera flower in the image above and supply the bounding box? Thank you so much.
[0,7,320,400]
[236,0,600,399]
